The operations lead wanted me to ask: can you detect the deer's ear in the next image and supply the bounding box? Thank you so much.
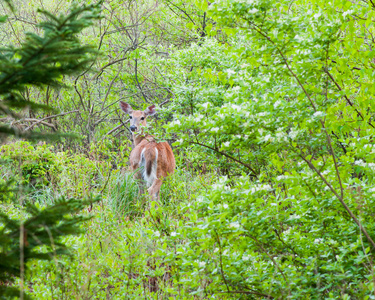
[119,101,133,114]
[144,104,156,116]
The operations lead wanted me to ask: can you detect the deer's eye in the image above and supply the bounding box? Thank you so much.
[129,116,132,119]
[141,117,145,120]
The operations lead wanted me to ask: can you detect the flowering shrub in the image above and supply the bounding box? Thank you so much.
[160,0,375,297]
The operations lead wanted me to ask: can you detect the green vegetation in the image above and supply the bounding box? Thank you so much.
[0,2,102,299]
[1,0,375,298]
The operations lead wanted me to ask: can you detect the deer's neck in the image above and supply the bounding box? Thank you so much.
[133,133,154,146]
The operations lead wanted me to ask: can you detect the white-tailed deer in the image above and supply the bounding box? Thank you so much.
[119,101,175,200]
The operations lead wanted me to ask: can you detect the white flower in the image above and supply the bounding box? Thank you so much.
[229,222,240,229]
[226,69,236,76]
[196,196,204,202]
[288,128,299,140]
[274,100,282,108]
[354,160,365,166]
[276,175,288,181]
[201,102,210,109]
[246,184,272,194]
[354,160,375,171]
[290,214,301,220]
[223,203,229,209]
[264,134,272,142]
[342,10,353,17]
[249,8,258,13]
[314,13,321,19]
[242,254,251,261]
[223,141,230,147]
[313,111,324,118]
[199,261,206,268]
[276,131,287,142]
[154,231,160,237]
[171,232,177,237]
[212,184,221,190]
[314,238,323,244]
[211,127,220,133]
[233,86,241,91]
[194,114,203,122]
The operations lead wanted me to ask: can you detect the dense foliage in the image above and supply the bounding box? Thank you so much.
[0,2,101,299]
[1,0,375,298]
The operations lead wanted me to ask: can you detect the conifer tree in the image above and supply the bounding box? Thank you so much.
[0,1,102,298]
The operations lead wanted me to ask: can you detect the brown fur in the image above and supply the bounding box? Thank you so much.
[130,137,175,179]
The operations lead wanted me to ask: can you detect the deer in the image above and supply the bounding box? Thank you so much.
[119,101,175,200]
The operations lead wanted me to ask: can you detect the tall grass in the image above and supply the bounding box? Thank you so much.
[28,187,58,206]
[106,170,141,217]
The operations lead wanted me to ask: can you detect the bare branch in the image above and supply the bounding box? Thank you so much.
[13,118,56,130]
[190,141,258,177]
[24,110,79,131]
[299,153,375,250]
[134,58,150,103]
[102,121,129,140]
[324,68,375,129]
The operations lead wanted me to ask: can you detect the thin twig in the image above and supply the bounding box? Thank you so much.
[134,58,150,103]
[24,110,79,131]
[299,153,375,250]
[324,68,375,129]
[12,118,57,130]
[190,141,258,177]
[102,121,129,139]
[215,232,230,293]
[98,61,123,117]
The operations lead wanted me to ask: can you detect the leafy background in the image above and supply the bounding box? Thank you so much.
[1,0,375,298]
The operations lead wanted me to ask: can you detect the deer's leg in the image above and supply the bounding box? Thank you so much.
[147,178,163,200]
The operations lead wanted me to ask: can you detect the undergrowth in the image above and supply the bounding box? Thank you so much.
[3,141,375,299]
[23,163,212,299]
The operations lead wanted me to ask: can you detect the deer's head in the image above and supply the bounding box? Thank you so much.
[119,101,156,133]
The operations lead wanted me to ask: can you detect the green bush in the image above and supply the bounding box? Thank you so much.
[0,142,59,187]
[55,150,110,199]
[0,141,112,199]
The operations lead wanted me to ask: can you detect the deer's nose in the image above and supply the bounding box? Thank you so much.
[130,125,137,132]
